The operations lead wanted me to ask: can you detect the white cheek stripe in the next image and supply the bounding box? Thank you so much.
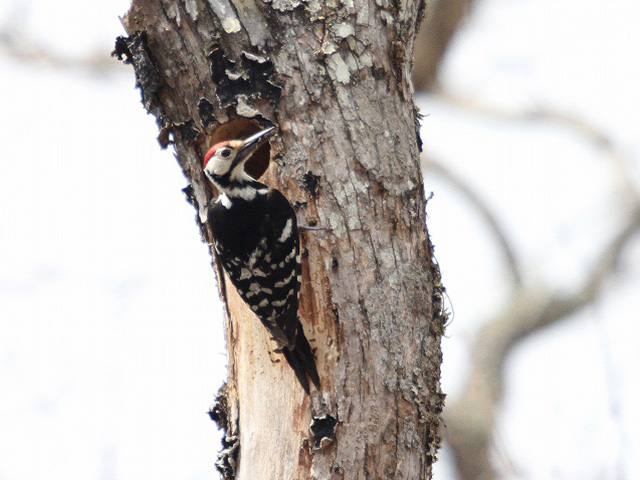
[230,167,253,183]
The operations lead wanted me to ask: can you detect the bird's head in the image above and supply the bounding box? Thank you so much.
[203,126,275,187]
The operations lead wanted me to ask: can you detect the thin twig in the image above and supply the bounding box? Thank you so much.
[446,200,640,480]
[435,87,640,480]
[436,88,639,200]
[0,28,123,75]
[424,156,524,286]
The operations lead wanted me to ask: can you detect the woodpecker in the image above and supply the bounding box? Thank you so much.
[203,126,320,394]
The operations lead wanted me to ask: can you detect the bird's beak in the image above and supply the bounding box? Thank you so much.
[237,126,276,162]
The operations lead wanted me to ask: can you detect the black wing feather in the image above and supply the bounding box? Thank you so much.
[208,189,319,392]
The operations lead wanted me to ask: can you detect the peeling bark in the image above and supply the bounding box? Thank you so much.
[115,0,444,478]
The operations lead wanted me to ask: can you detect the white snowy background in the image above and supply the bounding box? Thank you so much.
[0,1,638,479]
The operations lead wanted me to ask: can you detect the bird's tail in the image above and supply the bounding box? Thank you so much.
[281,327,320,395]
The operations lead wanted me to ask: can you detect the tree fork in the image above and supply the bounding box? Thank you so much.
[114,0,445,478]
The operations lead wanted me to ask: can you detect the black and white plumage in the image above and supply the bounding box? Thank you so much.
[203,127,320,394]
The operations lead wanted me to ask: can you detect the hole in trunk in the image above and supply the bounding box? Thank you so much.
[204,117,274,180]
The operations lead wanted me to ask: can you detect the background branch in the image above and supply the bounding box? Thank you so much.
[412,0,474,91]
[438,97,640,476]
[424,156,524,286]
[436,87,638,199]
[446,198,640,479]
[0,27,121,74]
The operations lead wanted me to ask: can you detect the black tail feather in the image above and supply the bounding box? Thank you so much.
[295,331,321,388]
[282,330,320,395]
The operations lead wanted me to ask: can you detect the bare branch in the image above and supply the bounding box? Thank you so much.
[424,156,523,286]
[413,0,474,91]
[436,88,638,199]
[446,200,640,480]
[0,28,123,75]
[432,87,640,479]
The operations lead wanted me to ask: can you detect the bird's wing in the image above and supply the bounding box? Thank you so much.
[216,190,300,349]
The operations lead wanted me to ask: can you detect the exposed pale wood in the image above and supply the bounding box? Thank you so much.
[116,1,444,478]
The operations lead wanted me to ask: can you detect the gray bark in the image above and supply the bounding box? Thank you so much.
[114,0,444,478]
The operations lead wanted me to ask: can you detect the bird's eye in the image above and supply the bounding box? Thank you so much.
[220,148,232,158]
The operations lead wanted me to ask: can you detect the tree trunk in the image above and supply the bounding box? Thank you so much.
[114,1,444,478]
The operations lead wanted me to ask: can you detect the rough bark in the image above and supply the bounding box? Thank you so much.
[114,1,444,478]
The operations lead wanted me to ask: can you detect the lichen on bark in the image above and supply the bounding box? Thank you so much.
[114,0,443,477]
